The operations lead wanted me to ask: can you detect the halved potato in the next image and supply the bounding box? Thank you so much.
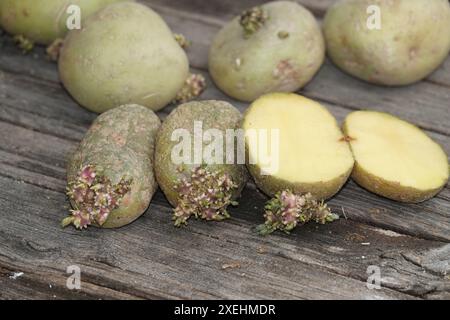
[243,93,354,199]
[343,111,449,203]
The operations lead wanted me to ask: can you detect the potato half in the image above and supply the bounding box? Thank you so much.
[243,93,354,200]
[343,111,449,203]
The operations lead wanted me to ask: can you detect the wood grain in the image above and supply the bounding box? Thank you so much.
[1,43,449,243]
[1,174,448,299]
[0,0,449,300]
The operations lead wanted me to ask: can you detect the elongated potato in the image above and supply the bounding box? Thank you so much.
[343,111,449,202]
[243,93,354,200]
[63,104,160,229]
[155,100,248,226]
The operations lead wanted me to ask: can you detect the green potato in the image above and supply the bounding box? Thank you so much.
[155,100,248,226]
[0,0,129,45]
[59,1,189,113]
[323,0,450,85]
[208,1,325,102]
[64,104,161,229]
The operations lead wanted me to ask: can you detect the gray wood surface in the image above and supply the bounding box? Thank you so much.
[0,0,449,300]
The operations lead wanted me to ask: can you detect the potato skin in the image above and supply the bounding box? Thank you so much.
[0,0,128,45]
[323,0,450,86]
[247,165,352,201]
[67,104,160,228]
[155,100,248,207]
[208,1,325,102]
[59,2,189,113]
[350,163,445,203]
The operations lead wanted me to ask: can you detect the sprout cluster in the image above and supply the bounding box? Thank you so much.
[257,190,339,235]
[239,6,269,37]
[174,73,207,103]
[46,38,64,61]
[14,35,34,53]
[63,165,132,229]
[173,166,238,227]
[174,33,191,49]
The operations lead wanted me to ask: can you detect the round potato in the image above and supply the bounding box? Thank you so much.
[209,1,325,102]
[0,0,129,45]
[64,104,161,229]
[59,2,189,113]
[323,0,450,85]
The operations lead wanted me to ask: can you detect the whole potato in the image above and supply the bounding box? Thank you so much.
[323,0,450,85]
[155,100,248,226]
[208,1,325,102]
[59,2,189,113]
[0,0,128,45]
[64,104,160,229]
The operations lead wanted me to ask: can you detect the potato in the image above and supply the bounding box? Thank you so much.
[155,100,248,226]
[343,111,449,203]
[63,104,161,229]
[243,93,354,200]
[0,0,128,45]
[323,0,450,85]
[59,2,189,113]
[208,1,325,102]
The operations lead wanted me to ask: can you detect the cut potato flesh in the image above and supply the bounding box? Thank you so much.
[344,111,449,203]
[243,93,354,199]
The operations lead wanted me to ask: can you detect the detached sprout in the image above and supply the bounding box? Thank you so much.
[174,33,191,49]
[257,190,339,235]
[46,38,64,61]
[14,35,34,53]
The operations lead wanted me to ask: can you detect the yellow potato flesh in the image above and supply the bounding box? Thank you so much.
[244,93,354,184]
[345,111,448,191]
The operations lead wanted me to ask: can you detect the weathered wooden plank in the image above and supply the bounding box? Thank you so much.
[0,265,141,300]
[1,173,448,299]
[0,70,95,129]
[0,0,449,300]
[1,60,449,242]
[0,35,59,83]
